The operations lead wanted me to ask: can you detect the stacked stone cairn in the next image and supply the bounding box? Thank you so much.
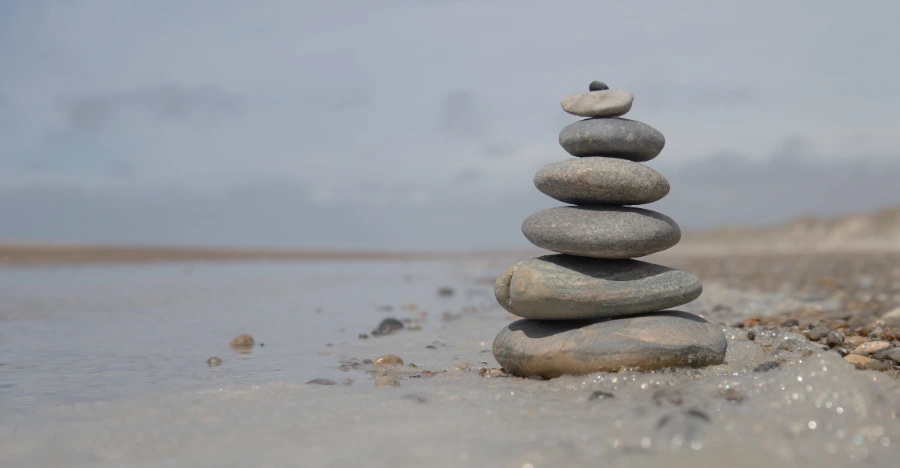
[492,80,727,379]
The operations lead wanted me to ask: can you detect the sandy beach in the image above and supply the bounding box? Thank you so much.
[1,250,899,467]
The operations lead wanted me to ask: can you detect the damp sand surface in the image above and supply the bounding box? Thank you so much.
[1,254,899,467]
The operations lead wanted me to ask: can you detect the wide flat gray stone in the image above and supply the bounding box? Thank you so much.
[560,90,633,118]
[559,118,665,161]
[522,206,680,258]
[534,157,669,205]
[493,311,727,378]
[494,255,702,320]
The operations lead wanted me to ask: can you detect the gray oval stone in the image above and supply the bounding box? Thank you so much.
[560,90,633,118]
[493,311,727,378]
[494,255,702,320]
[522,206,681,258]
[534,158,669,205]
[559,118,665,161]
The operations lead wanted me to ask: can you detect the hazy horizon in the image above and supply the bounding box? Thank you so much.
[2,1,899,250]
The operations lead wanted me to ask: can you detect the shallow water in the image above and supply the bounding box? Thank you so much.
[0,260,500,411]
[1,258,899,467]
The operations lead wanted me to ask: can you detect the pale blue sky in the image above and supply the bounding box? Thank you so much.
[1,0,899,249]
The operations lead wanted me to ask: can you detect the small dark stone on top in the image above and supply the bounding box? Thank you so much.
[747,328,759,341]
[588,390,615,401]
[589,80,609,91]
[372,318,404,336]
[780,319,799,327]
[752,361,781,372]
[437,286,455,297]
[834,347,850,357]
[425,345,437,350]
[362,359,373,364]
[808,326,831,341]
[358,333,369,339]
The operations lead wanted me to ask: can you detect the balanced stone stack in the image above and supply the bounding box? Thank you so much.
[492,80,727,379]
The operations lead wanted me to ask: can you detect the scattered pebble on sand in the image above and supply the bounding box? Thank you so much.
[588,390,615,401]
[229,334,254,349]
[807,326,830,341]
[371,318,404,336]
[853,340,891,355]
[437,286,455,297]
[825,330,844,347]
[206,356,223,367]
[752,361,780,372]
[306,378,337,386]
[373,354,404,367]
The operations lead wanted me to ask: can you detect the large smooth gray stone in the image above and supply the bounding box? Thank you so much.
[560,90,633,118]
[559,118,665,161]
[534,157,669,205]
[493,311,727,378]
[494,255,702,320]
[522,206,681,258]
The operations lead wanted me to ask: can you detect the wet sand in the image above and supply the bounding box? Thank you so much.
[0,243,535,266]
[1,252,899,467]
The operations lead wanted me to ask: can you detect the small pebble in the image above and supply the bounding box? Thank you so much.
[746,328,758,341]
[372,318,404,336]
[844,354,875,369]
[872,347,900,362]
[306,378,336,385]
[825,330,844,347]
[206,356,223,367]
[780,318,799,327]
[588,80,609,91]
[719,387,745,403]
[843,336,868,346]
[437,286,455,297]
[229,334,254,349]
[834,347,850,357]
[362,359,373,364]
[853,340,891,355]
[588,390,614,401]
[752,361,780,372]
[373,354,404,367]
[358,333,369,339]
[808,326,830,341]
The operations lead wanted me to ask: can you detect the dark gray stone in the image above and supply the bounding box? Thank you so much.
[588,390,615,401]
[559,118,665,161]
[306,378,337,385]
[492,311,727,378]
[372,318,403,336]
[589,81,609,91]
[872,347,900,362]
[752,361,781,372]
[494,255,702,320]
[560,90,633,118]
[826,330,844,347]
[522,206,681,258]
[534,158,669,205]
